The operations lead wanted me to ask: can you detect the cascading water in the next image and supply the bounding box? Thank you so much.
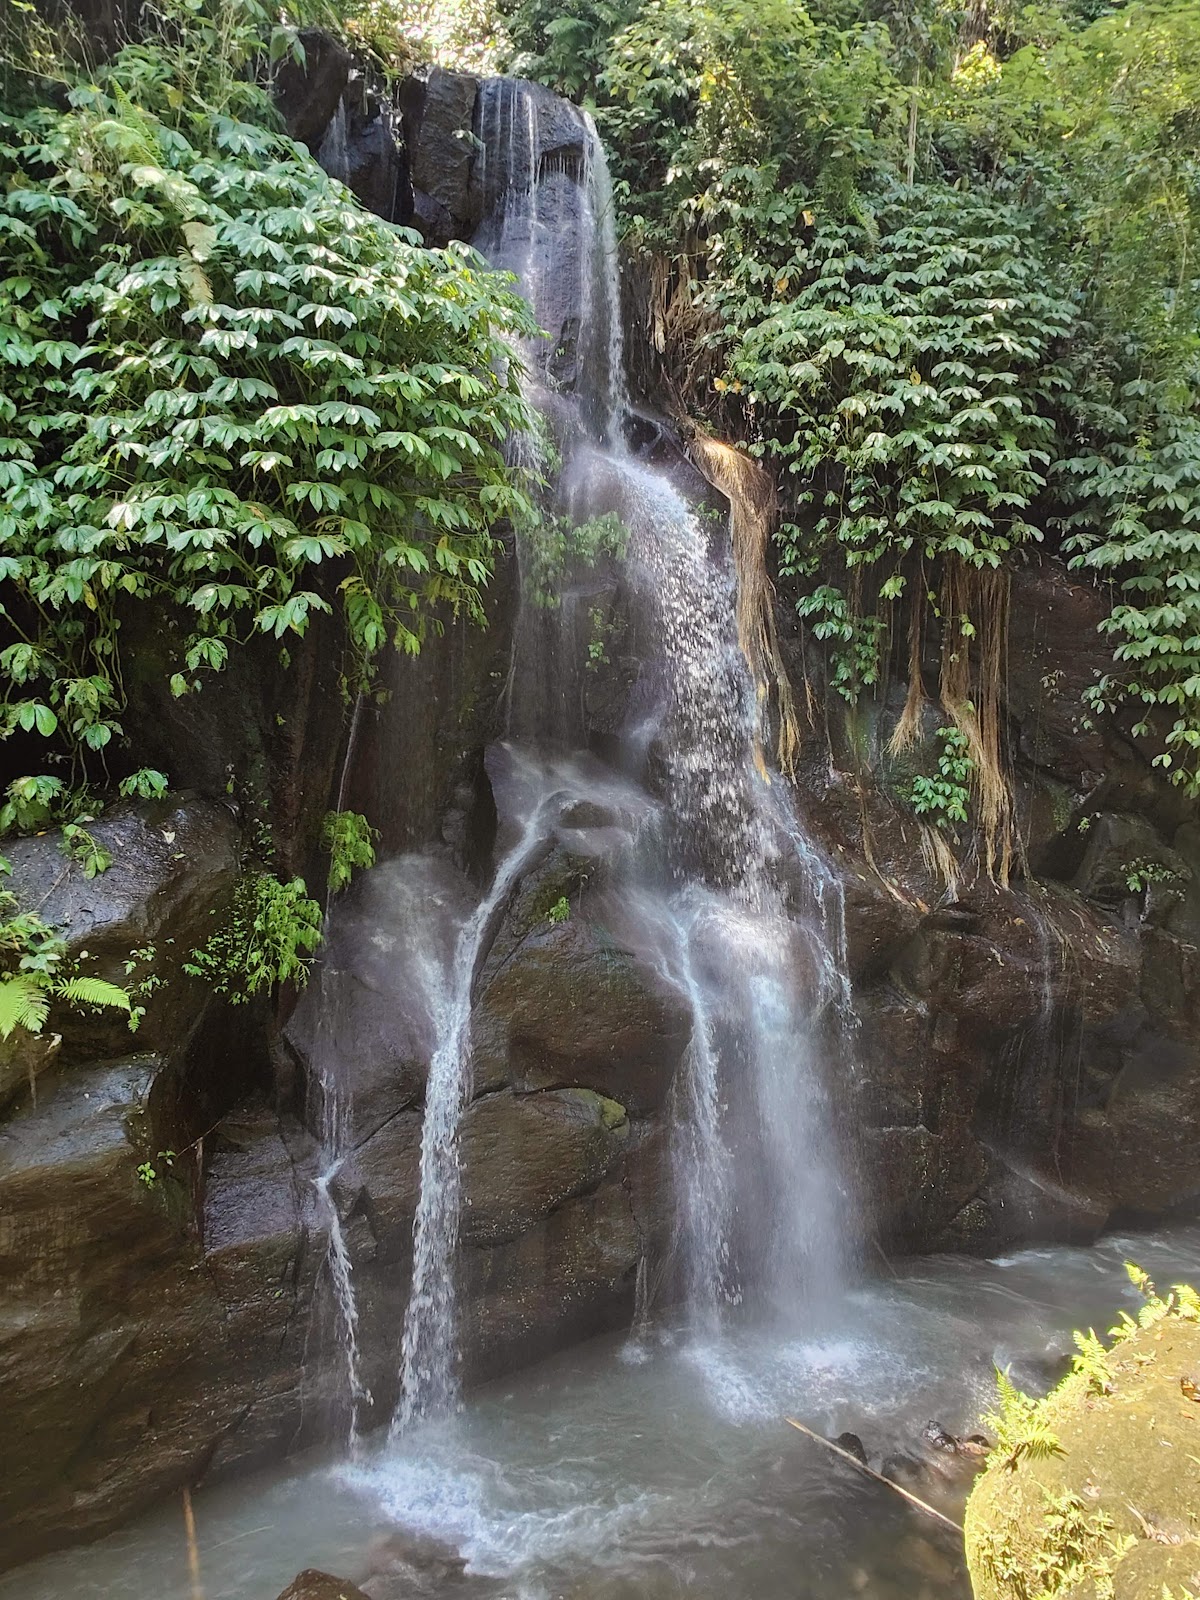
[392,789,554,1430]
[310,689,373,1447]
[469,78,853,1337]
[312,76,857,1442]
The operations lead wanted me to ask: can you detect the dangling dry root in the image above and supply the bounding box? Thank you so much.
[937,560,1015,886]
[688,435,802,775]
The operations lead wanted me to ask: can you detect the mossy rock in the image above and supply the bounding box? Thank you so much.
[965,1312,1200,1599]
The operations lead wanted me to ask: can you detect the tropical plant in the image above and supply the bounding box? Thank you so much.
[0,0,536,817]
[183,870,323,1001]
[0,861,132,1039]
[321,807,377,894]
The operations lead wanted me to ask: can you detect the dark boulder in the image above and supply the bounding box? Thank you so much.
[472,913,691,1114]
[460,1086,629,1245]
[3,797,239,1059]
[276,1573,371,1600]
[274,28,352,150]
[402,68,481,243]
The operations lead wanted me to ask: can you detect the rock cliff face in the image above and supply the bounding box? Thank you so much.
[0,43,1198,1574]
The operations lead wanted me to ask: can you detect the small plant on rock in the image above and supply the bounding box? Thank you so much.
[321,809,377,896]
[184,872,323,1002]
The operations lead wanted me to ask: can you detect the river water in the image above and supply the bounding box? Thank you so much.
[7,1222,1199,1600]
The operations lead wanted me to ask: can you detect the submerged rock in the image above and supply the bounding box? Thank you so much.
[275,1573,371,1600]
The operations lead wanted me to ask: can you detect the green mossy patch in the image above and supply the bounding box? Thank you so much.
[965,1279,1200,1600]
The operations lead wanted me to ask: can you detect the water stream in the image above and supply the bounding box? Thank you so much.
[394,790,557,1431]
[8,1223,1200,1600]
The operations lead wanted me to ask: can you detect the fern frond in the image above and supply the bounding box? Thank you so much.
[0,974,50,1038]
[52,976,132,1012]
[1072,1328,1114,1395]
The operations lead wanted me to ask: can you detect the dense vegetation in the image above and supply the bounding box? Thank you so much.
[0,0,535,1025]
[2,0,1198,1019]
[496,0,1200,829]
[0,0,533,804]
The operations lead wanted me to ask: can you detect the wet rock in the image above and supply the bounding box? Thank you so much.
[361,1527,469,1592]
[346,1108,423,1262]
[1004,559,1111,787]
[403,68,481,243]
[960,1161,1110,1251]
[0,1058,330,1561]
[835,1432,869,1465]
[274,28,352,149]
[0,1028,60,1115]
[461,1087,629,1245]
[1072,811,1192,923]
[3,797,239,1056]
[317,79,411,225]
[473,912,691,1114]
[275,1573,371,1600]
[1061,1037,1200,1214]
[461,1174,641,1379]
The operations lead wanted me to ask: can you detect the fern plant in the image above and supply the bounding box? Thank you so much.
[983,1366,1065,1471]
[0,866,131,1039]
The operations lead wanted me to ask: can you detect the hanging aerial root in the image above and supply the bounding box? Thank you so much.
[687,435,802,775]
[937,560,1015,886]
[887,585,927,756]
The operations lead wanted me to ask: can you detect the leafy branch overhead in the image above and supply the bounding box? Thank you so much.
[0,0,537,789]
[502,0,1200,800]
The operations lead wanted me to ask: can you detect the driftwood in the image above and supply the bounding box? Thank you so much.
[784,1416,963,1533]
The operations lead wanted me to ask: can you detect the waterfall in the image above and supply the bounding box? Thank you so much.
[316,75,858,1441]
[472,82,851,1329]
[391,797,553,1430]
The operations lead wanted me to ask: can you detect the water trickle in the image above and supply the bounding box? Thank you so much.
[309,691,375,1446]
[392,792,555,1432]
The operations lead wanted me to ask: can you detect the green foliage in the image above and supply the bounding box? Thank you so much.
[516,0,1200,797]
[321,808,377,894]
[907,725,975,829]
[0,775,65,833]
[1069,1328,1114,1395]
[500,0,640,98]
[546,894,570,924]
[596,0,902,248]
[119,768,169,801]
[0,864,133,1038]
[60,820,112,877]
[523,510,627,607]
[137,1149,176,1187]
[1027,1489,1134,1599]
[0,0,536,815]
[1122,855,1187,894]
[1060,395,1200,789]
[983,1366,1065,1471]
[184,870,322,1001]
[1108,1261,1200,1342]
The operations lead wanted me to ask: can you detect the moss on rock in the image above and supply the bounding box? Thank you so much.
[964,1272,1200,1600]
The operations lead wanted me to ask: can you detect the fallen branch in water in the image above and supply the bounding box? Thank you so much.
[783,1416,963,1533]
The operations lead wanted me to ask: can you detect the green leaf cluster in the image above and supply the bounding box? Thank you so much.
[183,870,323,1003]
[0,0,536,806]
[321,807,377,895]
[0,858,132,1039]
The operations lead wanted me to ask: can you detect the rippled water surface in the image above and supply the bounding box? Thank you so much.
[7,1224,1200,1600]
